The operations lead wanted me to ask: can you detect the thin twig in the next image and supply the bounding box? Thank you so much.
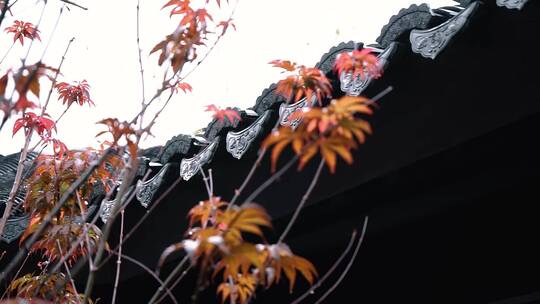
[95,175,182,270]
[154,264,193,304]
[59,0,87,10]
[291,229,358,304]
[0,252,30,301]
[114,252,179,304]
[241,154,299,206]
[199,167,213,200]
[0,132,32,235]
[313,216,369,304]
[42,38,75,113]
[0,0,11,29]
[111,210,125,304]
[148,256,189,304]
[0,42,15,65]
[82,155,139,304]
[56,240,82,304]
[278,159,325,243]
[136,0,146,129]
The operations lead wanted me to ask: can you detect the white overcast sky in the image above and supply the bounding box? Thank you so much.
[0,0,455,155]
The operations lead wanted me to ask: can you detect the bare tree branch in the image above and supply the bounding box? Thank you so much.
[59,0,87,10]
[278,159,325,243]
[291,229,358,304]
[313,216,369,304]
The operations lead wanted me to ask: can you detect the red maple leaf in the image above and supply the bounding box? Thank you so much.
[334,48,381,80]
[172,82,193,94]
[13,94,37,113]
[4,20,41,45]
[55,80,93,107]
[217,19,236,35]
[205,104,241,125]
[13,112,56,139]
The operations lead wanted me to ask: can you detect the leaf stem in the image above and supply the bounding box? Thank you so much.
[278,159,325,243]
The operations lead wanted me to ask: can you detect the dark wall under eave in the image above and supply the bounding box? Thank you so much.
[94,0,540,287]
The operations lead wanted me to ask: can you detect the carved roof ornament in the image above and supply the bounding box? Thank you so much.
[315,41,357,74]
[278,95,317,129]
[339,43,398,97]
[158,134,193,164]
[99,186,134,223]
[1,215,29,243]
[0,152,37,243]
[376,4,433,48]
[496,0,529,10]
[226,110,271,159]
[136,163,171,208]
[180,137,220,181]
[410,2,479,59]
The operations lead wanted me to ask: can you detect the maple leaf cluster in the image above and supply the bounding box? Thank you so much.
[160,197,317,304]
[8,273,93,303]
[205,104,241,125]
[152,0,233,76]
[12,112,55,139]
[0,63,58,119]
[4,20,40,46]
[334,48,381,80]
[270,60,332,104]
[96,118,139,157]
[28,221,102,267]
[20,149,122,256]
[54,80,94,107]
[263,96,374,173]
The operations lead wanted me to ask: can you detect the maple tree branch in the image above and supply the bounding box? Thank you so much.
[0,1,47,132]
[0,131,33,235]
[39,5,66,60]
[0,252,30,301]
[56,240,82,304]
[59,0,87,10]
[154,264,193,304]
[0,0,10,28]
[114,252,179,304]
[0,41,15,65]
[42,37,75,113]
[313,216,369,304]
[110,210,125,304]
[199,167,213,200]
[242,154,299,206]
[94,174,182,271]
[0,148,113,283]
[148,256,190,304]
[278,158,325,243]
[82,154,140,304]
[48,182,119,275]
[136,0,145,104]
[291,229,358,304]
[229,101,289,208]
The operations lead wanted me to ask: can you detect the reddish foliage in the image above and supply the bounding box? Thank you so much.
[270,60,332,104]
[217,19,236,35]
[205,104,241,125]
[0,64,57,117]
[12,95,37,113]
[172,82,193,94]
[263,96,373,173]
[334,48,381,80]
[96,118,139,157]
[55,80,93,107]
[12,112,56,139]
[4,20,41,45]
